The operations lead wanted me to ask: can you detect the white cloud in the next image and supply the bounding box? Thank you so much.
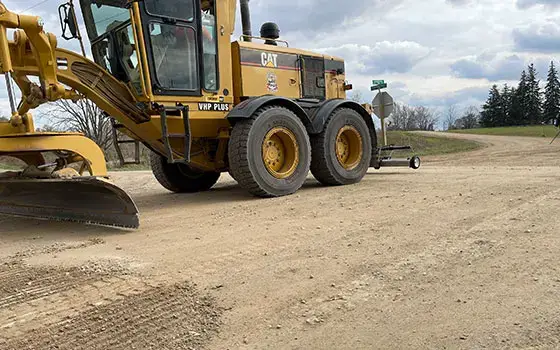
[513,17,560,53]
[315,42,432,75]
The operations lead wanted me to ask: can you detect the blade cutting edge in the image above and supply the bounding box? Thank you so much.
[0,177,139,229]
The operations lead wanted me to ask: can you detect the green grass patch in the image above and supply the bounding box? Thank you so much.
[385,131,483,157]
[448,125,559,138]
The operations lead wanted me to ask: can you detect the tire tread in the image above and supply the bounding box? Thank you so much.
[150,152,220,193]
[229,105,310,198]
[310,107,371,186]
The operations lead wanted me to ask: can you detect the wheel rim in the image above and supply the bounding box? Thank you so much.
[336,125,363,170]
[262,127,299,179]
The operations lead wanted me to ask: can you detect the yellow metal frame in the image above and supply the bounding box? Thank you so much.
[0,0,247,172]
[0,133,107,176]
[0,0,349,175]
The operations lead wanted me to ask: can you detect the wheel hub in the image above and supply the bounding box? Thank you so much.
[336,126,363,170]
[262,127,299,179]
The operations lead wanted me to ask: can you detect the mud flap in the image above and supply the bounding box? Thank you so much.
[0,177,139,229]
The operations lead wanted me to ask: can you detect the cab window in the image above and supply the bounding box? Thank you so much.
[140,0,218,94]
[89,3,129,38]
[144,0,195,23]
[148,23,198,91]
[201,1,218,91]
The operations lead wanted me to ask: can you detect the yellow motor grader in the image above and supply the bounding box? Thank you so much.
[0,0,420,229]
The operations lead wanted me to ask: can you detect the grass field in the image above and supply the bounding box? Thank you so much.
[385,130,483,157]
[448,125,559,138]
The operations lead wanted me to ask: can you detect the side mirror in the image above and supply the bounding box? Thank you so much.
[58,2,79,40]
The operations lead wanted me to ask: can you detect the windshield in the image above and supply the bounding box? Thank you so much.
[81,1,141,93]
[90,4,129,38]
[80,0,131,40]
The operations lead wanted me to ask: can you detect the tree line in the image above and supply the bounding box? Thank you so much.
[479,61,560,128]
[386,103,438,131]
[350,90,440,131]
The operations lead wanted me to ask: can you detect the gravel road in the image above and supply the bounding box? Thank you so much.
[1,132,560,349]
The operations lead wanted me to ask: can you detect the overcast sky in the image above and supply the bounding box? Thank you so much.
[2,0,559,126]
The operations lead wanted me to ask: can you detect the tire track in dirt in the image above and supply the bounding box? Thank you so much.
[0,275,155,340]
[0,263,112,310]
[3,281,222,350]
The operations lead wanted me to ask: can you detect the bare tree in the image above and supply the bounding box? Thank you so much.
[388,103,438,131]
[445,104,459,130]
[36,124,59,132]
[349,90,364,103]
[44,98,113,153]
[454,106,480,129]
[388,103,414,130]
[414,106,438,131]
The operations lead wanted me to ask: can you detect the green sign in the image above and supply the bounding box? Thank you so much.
[372,80,385,85]
[370,83,387,90]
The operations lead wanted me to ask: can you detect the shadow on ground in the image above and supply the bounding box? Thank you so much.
[0,169,413,237]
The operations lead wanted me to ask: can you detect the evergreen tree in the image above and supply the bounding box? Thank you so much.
[507,85,518,125]
[500,83,513,126]
[525,63,543,124]
[480,85,502,127]
[510,70,528,125]
[543,61,560,123]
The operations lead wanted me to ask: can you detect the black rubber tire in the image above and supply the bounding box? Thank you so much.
[310,108,372,186]
[228,105,311,198]
[149,152,220,193]
[227,169,236,181]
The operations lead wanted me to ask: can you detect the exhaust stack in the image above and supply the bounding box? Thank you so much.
[240,0,252,42]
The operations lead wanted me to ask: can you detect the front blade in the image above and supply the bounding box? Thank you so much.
[0,177,139,229]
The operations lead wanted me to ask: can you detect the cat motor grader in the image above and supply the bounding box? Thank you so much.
[0,0,420,229]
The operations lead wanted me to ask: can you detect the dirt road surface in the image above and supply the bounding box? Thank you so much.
[1,132,560,349]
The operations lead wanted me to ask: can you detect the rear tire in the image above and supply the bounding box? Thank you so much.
[150,152,220,193]
[228,105,311,198]
[310,108,372,186]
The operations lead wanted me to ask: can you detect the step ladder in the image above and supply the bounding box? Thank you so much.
[111,119,141,167]
[157,104,191,164]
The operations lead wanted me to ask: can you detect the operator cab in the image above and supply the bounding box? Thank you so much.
[78,0,218,97]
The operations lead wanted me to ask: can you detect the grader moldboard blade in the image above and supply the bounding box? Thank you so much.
[0,177,139,229]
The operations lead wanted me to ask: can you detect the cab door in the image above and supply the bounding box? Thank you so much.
[138,0,203,97]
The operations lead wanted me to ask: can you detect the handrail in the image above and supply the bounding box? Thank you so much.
[239,34,289,47]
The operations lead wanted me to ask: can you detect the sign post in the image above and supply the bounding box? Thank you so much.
[380,93,387,146]
[371,80,394,146]
[367,80,422,171]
